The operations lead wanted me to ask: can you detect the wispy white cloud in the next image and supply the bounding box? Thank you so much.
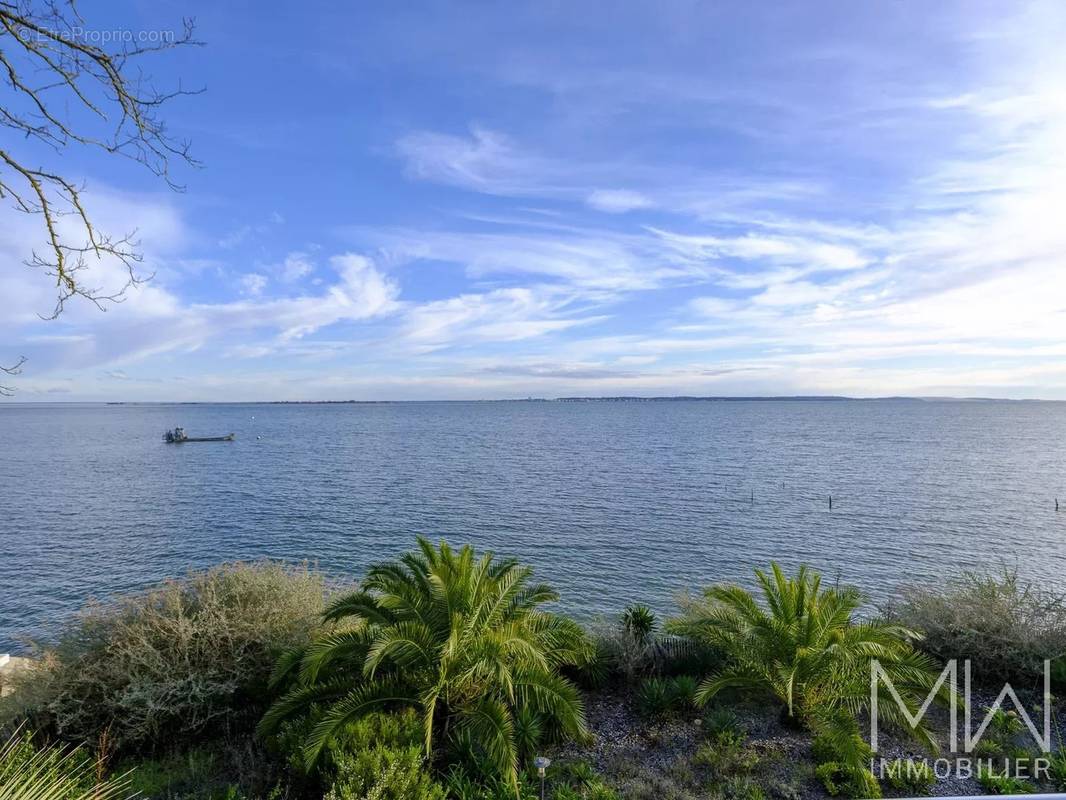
[586,189,654,213]
[240,273,268,296]
[7,1,1066,400]
[279,251,314,282]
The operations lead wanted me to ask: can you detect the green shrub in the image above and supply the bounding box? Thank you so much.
[972,738,1001,759]
[442,766,538,800]
[635,675,699,718]
[317,712,447,800]
[815,762,881,799]
[623,605,657,644]
[810,733,837,765]
[325,745,444,800]
[668,675,699,711]
[694,730,758,778]
[762,775,802,800]
[513,707,543,764]
[717,776,765,800]
[560,759,596,787]
[125,747,219,798]
[985,708,1025,751]
[977,764,1035,794]
[815,762,846,796]
[2,562,332,753]
[310,710,445,800]
[1048,749,1066,790]
[702,707,740,736]
[885,568,1066,685]
[0,729,133,800]
[882,758,935,795]
[636,678,674,718]
[811,728,880,799]
[532,760,616,800]
[336,710,422,752]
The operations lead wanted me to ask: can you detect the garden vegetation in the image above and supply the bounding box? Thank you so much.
[259,538,592,792]
[885,567,1066,686]
[2,542,1065,799]
[2,562,332,753]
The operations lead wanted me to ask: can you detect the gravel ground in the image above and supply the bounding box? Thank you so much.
[549,687,1065,799]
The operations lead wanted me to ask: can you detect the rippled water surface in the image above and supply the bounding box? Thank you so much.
[2,400,1065,650]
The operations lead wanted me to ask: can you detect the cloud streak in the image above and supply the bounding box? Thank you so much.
[5,2,1066,400]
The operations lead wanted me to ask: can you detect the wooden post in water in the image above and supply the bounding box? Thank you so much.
[751,488,754,506]
[829,494,833,511]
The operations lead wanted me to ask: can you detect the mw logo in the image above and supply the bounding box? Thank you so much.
[869,659,1052,753]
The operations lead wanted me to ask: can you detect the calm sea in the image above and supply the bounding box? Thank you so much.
[1,400,1064,651]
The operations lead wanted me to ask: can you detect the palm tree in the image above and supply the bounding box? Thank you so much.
[622,604,657,645]
[668,563,950,790]
[259,538,591,790]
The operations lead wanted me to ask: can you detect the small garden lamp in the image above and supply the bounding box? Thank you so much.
[533,756,551,800]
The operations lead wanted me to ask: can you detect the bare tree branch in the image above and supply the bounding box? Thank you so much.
[0,0,201,392]
[1,355,27,396]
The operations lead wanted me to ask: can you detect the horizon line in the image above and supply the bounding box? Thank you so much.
[1,394,1060,405]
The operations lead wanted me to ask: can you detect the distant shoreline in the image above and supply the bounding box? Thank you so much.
[0,395,1055,406]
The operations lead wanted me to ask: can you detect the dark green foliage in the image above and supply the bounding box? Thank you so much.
[442,766,538,800]
[635,675,699,718]
[701,707,740,736]
[984,708,1025,753]
[120,737,290,800]
[814,762,846,797]
[512,707,543,764]
[815,761,882,799]
[977,763,1035,795]
[2,563,331,753]
[1048,748,1066,790]
[670,563,947,795]
[636,678,673,718]
[882,758,935,795]
[809,713,880,799]
[261,538,591,792]
[124,748,220,799]
[669,675,699,710]
[538,760,618,800]
[622,605,657,644]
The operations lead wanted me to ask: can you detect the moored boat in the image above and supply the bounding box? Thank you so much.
[163,427,235,443]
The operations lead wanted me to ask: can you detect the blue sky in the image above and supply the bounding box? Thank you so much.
[3,1,1066,400]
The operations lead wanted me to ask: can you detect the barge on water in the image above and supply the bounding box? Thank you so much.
[163,427,235,443]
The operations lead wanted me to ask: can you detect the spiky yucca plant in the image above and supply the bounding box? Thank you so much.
[259,538,591,791]
[0,731,132,800]
[669,563,950,793]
